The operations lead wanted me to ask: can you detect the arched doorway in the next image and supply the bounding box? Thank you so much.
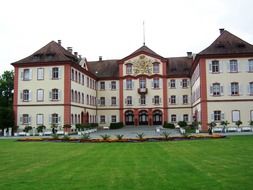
[125,110,134,125]
[139,110,148,125]
[153,110,162,125]
[86,112,89,124]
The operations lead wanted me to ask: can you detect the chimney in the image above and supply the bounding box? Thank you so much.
[99,56,102,61]
[187,52,192,58]
[67,47,73,53]
[219,28,225,34]
[57,40,61,45]
[74,52,78,56]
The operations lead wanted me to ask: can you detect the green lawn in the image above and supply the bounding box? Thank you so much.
[0,136,253,190]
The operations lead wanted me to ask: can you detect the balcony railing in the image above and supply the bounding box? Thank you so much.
[138,88,148,94]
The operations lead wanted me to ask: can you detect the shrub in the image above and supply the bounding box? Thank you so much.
[178,121,188,128]
[51,134,59,140]
[163,122,175,129]
[116,134,124,140]
[136,133,145,140]
[109,122,124,129]
[37,125,46,133]
[75,124,84,131]
[63,124,72,128]
[62,135,70,141]
[161,131,170,140]
[101,134,110,140]
[90,123,98,128]
[208,122,217,128]
[235,120,242,127]
[249,121,253,126]
[81,133,90,140]
[221,120,229,127]
[23,126,32,133]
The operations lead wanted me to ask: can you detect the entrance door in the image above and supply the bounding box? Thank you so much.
[125,111,134,125]
[153,110,162,125]
[139,110,148,125]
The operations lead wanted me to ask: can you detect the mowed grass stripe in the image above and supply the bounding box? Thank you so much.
[0,136,253,190]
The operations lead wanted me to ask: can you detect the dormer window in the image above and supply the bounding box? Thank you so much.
[33,54,42,61]
[237,43,245,48]
[46,54,54,60]
[126,63,132,74]
[153,62,160,73]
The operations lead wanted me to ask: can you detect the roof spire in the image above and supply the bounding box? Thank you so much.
[143,20,146,46]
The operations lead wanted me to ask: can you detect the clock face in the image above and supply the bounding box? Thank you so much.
[133,55,153,75]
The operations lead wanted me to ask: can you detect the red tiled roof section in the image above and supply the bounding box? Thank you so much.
[167,57,193,77]
[132,45,162,57]
[12,41,78,64]
[199,30,253,55]
[87,59,119,78]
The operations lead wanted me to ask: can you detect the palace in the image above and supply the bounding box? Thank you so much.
[12,29,253,131]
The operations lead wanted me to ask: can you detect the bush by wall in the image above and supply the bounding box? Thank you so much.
[109,122,124,129]
[163,122,175,129]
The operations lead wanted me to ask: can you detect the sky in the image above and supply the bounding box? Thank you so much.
[1,0,253,74]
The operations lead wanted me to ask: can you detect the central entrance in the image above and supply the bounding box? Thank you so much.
[153,110,162,125]
[139,110,148,125]
[125,110,134,125]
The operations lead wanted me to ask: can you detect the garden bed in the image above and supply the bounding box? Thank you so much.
[17,134,226,143]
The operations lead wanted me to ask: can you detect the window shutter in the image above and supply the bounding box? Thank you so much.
[49,68,52,79]
[221,112,225,120]
[239,84,243,95]
[20,92,23,100]
[168,98,171,103]
[58,68,61,79]
[159,97,162,104]
[152,98,154,104]
[132,81,135,89]
[19,115,23,123]
[97,99,100,105]
[220,86,224,95]
[29,90,32,101]
[58,116,61,123]
[175,80,177,88]
[21,72,24,80]
[180,81,182,87]
[209,86,213,95]
[28,116,31,124]
[109,82,111,90]
[245,63,249,72]
[116,82,118,90]
[228,84,231,96]
[125,98,127,104]
[138,98,141,104]
[124,81,126,89]
[58,90,61,100]
[49,115,52,124]
[208,62,212,73]
[227,61,230,72]
[151,81,154,88]
[248,84,251,95]
[219,62,223,73]
[49,91,52,100]
[168,81,171,87]
[187,80,190,87]
[159,78,162,87]
[29,69,32,80]
[211,113,214,121]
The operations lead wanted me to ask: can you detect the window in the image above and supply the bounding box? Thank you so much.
[100,81,105,90]
[231,82,239,95]
[36,114,44,125]
[182,79,188,88]
[170,95,176,104]
[37,89,44,102]
[75,71,77,82]
[251,110,253,121]
[71,69,74,80]
[52,67,59,79]
[153,95,160,105]
[111,81,116,90]
[100,97,105,106]
[86,95,89,105]
[100,115,105,124]
[153,62,159,73]
[51,89,59,101]
[229,60,238,72]
[82,93,84,104]
[140,95,146,105]
[82,75,85,85]
[249,59,253,72]
[37,68,44,80]
[126,96,132,105]
[51,113,59,124]
[126,64,132,74]
[22,114,29,124]
[139,77,146,88]
[232,110,240,122]
[183,114,188,122]
[87,77,89,87]
[213,111,221,122]
[111,97,116,106]
[111,115,117,123]
[249,82,253,95]
[211,83,223,96]
[171,114,177,123]
[170,79,176,88]
[23,69,31,81]
[78,92,80,103]
[211,60,219,73]
[126,79,133,90]
[183,95,188,104]
[153,78,160,89]
[22,89,30,101]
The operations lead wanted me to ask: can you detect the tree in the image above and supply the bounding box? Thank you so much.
[0,70,14,107]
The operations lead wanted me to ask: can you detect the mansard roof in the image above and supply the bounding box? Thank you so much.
[12,41,79,64]
[87,59,119,79]
[199,30,253,56]
[166,57,192,77]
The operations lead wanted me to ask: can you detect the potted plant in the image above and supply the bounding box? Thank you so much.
[24,126,32,136]
[220,120,229,132]
[37,125,46,136]
[63,124,72,134]
[192,121,201,133]
[235,120,242,128]
[208,122,216,135]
